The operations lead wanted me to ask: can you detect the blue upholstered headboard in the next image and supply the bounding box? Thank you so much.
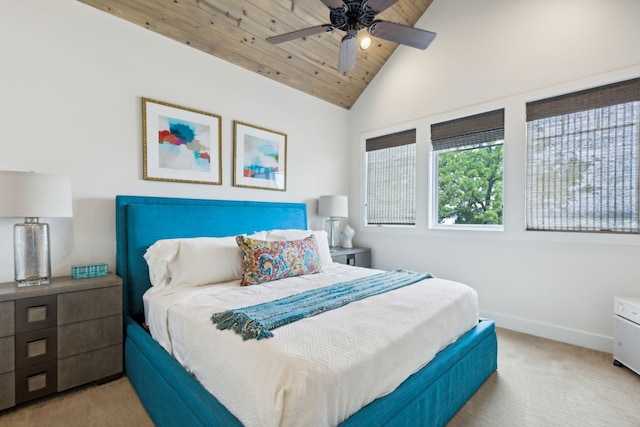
[115,195,308,319]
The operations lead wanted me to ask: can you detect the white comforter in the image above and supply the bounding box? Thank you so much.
[143,263,478,427]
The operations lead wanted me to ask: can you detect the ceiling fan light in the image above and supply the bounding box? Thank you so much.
[360,36,372,50]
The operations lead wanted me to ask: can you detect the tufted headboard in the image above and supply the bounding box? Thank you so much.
[115,195,307,320]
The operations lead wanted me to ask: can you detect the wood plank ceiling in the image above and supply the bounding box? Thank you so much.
[76,0,434,109]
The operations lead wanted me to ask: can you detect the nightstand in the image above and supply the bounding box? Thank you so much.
[331,247,371,268]
[0,273,122,410]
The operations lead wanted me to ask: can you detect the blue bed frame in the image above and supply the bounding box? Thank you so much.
[115,195,497,426]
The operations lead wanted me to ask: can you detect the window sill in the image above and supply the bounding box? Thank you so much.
[431,224,504,232]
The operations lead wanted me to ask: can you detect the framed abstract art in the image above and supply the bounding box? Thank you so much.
[142,98,222,185]
[233,121,287,191]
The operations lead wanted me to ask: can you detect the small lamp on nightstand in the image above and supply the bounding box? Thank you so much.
[318,195,348,250]
[0,171,73,286]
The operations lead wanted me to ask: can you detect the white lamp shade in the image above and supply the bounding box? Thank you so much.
[318,195,348,218]
[0,171,73,218]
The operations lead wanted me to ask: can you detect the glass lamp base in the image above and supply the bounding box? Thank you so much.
[14,220,52,285]
[17,278,51,288]
[326,218,340,249]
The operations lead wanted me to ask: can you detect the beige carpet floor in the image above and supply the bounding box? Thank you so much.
[1,327,639,426]
[448,328,640,426]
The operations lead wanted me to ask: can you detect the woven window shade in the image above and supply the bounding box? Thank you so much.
[525,78,640,233]
[431,109,505,151]
[366,129,416,225]
[366,128,416,151]
[527,77,640,121]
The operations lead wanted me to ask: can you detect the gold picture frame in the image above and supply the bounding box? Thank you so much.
[142,98,222,185]
[233,121,287,191]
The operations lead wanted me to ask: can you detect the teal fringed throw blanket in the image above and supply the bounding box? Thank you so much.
[210,269,432,340]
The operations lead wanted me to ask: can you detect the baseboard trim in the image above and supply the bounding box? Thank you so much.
[480,309,613,353]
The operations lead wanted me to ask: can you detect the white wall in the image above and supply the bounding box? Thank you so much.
[349,0,640,352]
[0,0,350,283]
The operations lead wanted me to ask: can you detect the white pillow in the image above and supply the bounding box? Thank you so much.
[168,236,241,287]
[266,229,333,266]
[144,231,267,289]
[144,238,181,289]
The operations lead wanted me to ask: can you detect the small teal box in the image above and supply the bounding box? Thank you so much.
[72,264,108,279]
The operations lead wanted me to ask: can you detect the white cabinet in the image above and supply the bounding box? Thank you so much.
[613,296,640,376]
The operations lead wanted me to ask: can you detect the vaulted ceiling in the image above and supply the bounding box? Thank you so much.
[76,0,434,109]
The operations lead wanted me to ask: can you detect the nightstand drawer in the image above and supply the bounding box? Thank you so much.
[332,254,348,264]
[15,295,57,333]
[58,286,122,325]
[15,327,57,369]
[58,344,123,391]
[0,301,14,337]
[353,251,371,268]
[15,360,57,404]
[0,336,15,374]
[58,315,122,358]
[0,372,15,410]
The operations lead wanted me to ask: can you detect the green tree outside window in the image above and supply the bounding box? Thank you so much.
[437,144,503,225]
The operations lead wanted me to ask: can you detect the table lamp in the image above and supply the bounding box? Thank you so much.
[318,195,348,249]
[0,171,73,286]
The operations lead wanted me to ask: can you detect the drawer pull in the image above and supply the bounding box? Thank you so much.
[27,372,47,392]
[15,327,57,368]
[16,295,56,333]
[27,305,48,323]
[27,339,47,359]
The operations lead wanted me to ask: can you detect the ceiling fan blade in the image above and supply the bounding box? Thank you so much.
[266,25,333,44]
[364,0,400,13]
[320,0,346,9]
[338,31,357,73]
[368,21,436,50]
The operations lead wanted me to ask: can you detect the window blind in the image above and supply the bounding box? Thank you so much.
[525,78,640,233]
[366,129,416,151]
[431,109,505,151]
[366,129,416,225]
[527,78,640,121]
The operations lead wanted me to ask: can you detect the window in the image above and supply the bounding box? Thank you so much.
[526,78,640,233]
[365,129,416,225]
[431,109,504,226]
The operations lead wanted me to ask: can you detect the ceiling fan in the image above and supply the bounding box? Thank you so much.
[266,0,436,73]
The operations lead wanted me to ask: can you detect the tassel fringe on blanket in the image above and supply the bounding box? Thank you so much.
[210,269,432,340]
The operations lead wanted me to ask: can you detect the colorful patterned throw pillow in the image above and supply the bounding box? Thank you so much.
[236,235,322,286]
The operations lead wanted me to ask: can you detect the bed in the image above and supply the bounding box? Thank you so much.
[115,195,497,427]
